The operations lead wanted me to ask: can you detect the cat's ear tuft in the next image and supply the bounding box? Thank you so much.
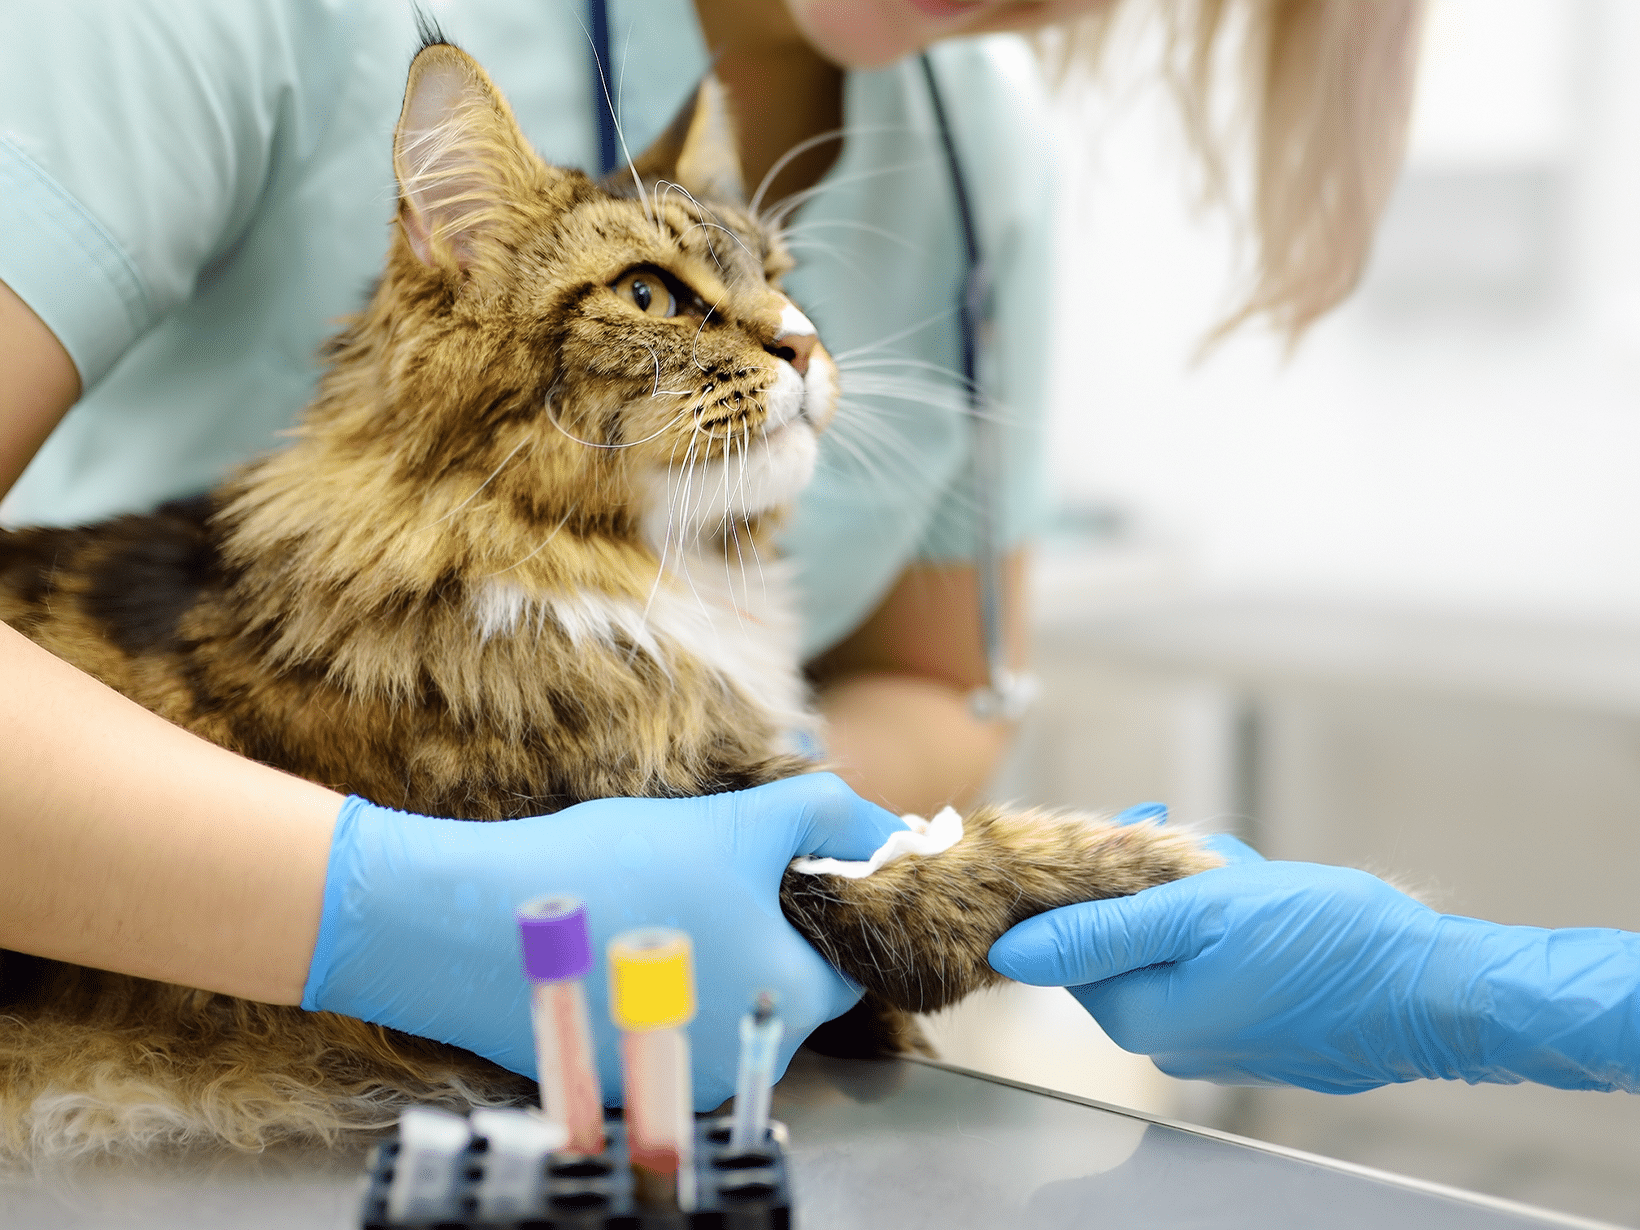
[628,76,746,207]
[393,43,543,272]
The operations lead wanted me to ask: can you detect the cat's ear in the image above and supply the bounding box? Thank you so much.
[393,42,544,271]
[627,76,746,206]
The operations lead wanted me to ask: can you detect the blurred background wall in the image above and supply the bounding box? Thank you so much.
[924,2,1640,1224]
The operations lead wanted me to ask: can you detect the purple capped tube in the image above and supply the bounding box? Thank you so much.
[518,895,604,1154]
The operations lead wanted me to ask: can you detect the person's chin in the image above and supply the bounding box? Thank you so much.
[906,0,992,16]
[783,0,972,68]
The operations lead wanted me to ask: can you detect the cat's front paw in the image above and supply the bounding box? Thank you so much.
[780,804,1220,1014]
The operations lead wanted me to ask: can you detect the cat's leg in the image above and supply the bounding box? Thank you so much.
[779,804,1221,1031]
[804,995,935,1060]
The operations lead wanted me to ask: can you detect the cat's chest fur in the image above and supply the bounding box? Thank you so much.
[470,552,811,744]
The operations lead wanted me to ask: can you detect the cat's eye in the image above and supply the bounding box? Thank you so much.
[611,269,678,318]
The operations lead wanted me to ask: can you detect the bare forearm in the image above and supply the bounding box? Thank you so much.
[817,671,1014,816]
[0,623,340,1004]
[0,278,80,498]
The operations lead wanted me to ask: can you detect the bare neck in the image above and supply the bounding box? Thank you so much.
[692,0,845,209]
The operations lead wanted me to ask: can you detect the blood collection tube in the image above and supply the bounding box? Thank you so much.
[385,1106,471,1226]
[608,927,697,1212]
[518,894,605,1154]
[468,1107,567,1222]
[729,991,783,1151]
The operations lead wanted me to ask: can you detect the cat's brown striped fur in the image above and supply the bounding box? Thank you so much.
[0,40,1217,1157]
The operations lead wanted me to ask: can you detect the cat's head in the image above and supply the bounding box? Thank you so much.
[312,40,836,572]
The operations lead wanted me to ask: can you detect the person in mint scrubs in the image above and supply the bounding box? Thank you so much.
[0,0,1059,1105]
[18,1,1617,1107]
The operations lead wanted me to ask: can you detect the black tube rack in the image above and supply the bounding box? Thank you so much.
[359,1114,792,1229]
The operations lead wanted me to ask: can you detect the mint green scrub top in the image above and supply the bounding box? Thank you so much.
[0,0,1054,657]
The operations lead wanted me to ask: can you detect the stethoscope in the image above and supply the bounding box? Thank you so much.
[587,4,1035,723]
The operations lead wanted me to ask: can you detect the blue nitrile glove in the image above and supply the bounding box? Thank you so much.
[990,840,1640,1094]
[303,773,906,1109]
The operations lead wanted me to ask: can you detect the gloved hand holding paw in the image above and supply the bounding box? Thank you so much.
[990,825,1640,1094]
[303,773,906,1109]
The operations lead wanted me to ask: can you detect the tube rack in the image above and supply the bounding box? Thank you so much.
[359,1114,792,1229]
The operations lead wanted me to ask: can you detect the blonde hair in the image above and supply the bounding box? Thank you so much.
[1055,0,1424,343]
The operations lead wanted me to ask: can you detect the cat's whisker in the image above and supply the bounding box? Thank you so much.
[723,522,749,636]
[837,368,1020,428]
[815,426,900,489]
[777,218,918,252]
[641,343,664,399]
[671,423,707,557]
[669,423,720,630]
[739,422,768,598]
[746,121,911,217]
[644,431,697,621]
[823,403,937,483]
[835,354,968,382]
[748,127,845,216]
[760,160,923,230]
[482,505,576,578]
[815,445,942,515]
[615,16,637,146]
[724,427,756,604]
[652,182,733,276]
[665,429,699,548]
[778,239,873,284]
[635,343,694,401]
[777,229,910,281]
[827,307,959,363]
[569,4,652,224]
[679,220,760,276]
[827,414,936,472]
[651,430,713,633]
[544,392,675,450]
[690,293,726,374]
[413,435,532,534]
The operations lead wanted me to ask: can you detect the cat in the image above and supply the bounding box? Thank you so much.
[0,38,1218,1157]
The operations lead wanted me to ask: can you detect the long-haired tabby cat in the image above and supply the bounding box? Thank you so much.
[0,39,1217,1157]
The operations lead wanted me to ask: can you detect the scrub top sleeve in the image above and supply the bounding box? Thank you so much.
[0,0,340,390]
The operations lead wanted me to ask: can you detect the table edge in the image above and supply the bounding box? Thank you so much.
[900,1056,1630,1230]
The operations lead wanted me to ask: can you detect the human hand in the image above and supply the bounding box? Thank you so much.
[989,847,1640,1093]
[303,773,906,1109]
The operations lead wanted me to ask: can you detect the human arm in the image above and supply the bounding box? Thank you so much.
[0,609,342,1004]
[989,843,1640,1094]
[1,617,901,1102]
[0,277,79,497]
[0,270,340,1004]
[810,552,1029,817]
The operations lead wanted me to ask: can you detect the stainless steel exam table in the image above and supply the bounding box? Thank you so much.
[2,1051,1624,1229]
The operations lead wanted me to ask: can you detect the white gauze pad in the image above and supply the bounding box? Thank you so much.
[788,806,963,880]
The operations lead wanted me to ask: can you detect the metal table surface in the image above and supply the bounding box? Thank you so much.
[2,1051,1622,1229]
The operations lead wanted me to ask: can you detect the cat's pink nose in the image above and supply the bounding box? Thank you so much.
[768,331,816,377]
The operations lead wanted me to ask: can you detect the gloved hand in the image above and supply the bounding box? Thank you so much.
[303,773,905,1109]
[989,833,1640,1094]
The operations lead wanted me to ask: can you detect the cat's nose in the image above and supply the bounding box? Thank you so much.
[766,331,815,377]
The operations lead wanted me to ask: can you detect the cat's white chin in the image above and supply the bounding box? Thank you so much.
[639,423,818,552]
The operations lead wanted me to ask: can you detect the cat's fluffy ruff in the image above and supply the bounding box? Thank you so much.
[0,41,1217,1157]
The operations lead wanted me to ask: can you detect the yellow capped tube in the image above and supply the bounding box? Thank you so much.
[609,928,696,1211]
